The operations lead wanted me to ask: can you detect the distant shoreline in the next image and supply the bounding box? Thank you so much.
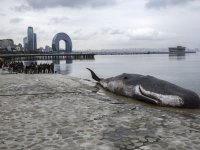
[92,51,196,55]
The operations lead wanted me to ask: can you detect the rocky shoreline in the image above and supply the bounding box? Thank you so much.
[0,73,200,150]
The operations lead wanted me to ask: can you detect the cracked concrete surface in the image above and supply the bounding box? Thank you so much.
[0,74,200,150]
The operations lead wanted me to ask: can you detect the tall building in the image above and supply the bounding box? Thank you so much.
[34,33,37,50]
[25,27,38,51]
[23,37,28,51]
[27,26,34,51]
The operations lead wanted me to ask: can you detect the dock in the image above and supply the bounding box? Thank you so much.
[0,53,95,61]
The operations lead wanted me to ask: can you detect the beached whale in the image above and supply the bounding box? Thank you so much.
[87,68,200,108]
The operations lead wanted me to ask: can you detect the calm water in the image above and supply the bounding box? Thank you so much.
[39,53,200,96]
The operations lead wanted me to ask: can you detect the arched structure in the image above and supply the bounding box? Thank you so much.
[52,32,72,53]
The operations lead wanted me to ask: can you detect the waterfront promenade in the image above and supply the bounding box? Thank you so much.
[0,73,200,150]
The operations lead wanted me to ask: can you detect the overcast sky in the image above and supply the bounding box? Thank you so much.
[0,0,200,50]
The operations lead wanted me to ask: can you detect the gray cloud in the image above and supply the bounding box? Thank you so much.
[146,0,194,9]
[10,18,23,24]
[110,29,124,35]
[101,28,124,35]
[49,17,70,24]
[22,0,116,9]
[0,12,6,16]
[73,29,82,34]
[101,28,111,34]
[127,28,168,40]
[0,30,6,36]
[14,4,30,12]
[100,27,169,41]
[72,29,98,40]
[0,9,5,16]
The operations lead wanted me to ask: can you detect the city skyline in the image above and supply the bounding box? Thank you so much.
[0,0,200,50]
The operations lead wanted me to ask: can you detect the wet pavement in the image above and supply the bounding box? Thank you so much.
[0,74,200,150]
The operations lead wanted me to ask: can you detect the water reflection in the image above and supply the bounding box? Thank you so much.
[23,61,36,66]
[168,53,185,60]
[53,59,60,64]
[23,59,73,75]
[53,59,72,75]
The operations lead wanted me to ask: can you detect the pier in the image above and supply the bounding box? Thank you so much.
[0,53,95,61]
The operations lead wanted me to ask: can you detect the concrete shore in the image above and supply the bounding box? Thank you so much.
[0,74,200,150]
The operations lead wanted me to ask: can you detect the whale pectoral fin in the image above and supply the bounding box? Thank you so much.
[134,94,160,105]
[138,85,184,107]
[138,85,162,105]
[133,85,161,105]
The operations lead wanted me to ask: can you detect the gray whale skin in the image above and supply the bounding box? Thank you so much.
[87,68,200,108]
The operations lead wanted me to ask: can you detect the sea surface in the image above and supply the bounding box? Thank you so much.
[46,52,200,96]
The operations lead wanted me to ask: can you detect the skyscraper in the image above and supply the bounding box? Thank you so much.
[23,37,28,51]
[27,26,34,51]
[24,26,37,51]
[34,33,37,50]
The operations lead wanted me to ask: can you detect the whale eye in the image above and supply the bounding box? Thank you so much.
[123,76,128,80]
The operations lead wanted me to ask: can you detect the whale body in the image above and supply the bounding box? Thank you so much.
[87,68,200,108]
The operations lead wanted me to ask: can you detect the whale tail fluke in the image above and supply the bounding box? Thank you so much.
[86,68,101,82]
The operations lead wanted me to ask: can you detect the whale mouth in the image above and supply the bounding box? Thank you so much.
[137,85,184,107]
